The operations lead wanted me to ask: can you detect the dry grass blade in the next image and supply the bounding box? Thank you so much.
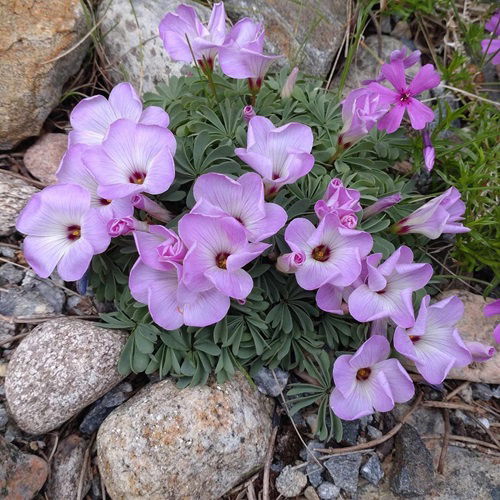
[262,426,279,500]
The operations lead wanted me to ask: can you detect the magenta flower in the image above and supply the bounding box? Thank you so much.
[235,116,314,197]
[134,225,187,272]
[69,82,169,146]
[276,251,306,274]
[16,184,110,281]
[242,105,256,123]
[348,246,433,328]
[84,119,176,200]
[219,18,281,90]
[283,214,373,290]
[368,60,440,132]
[422,129,435,172]
[107,216,148,237]
[178,214,269,300]
[129,260,229,329]
[362,193,402,220]
[465,341,495,362]
[481,12,500,64]
[191,173,287,242]
[330,335,415,420]
[338,88,389,147]
[56,144,133,222]
[159,2,226,71]
[132,194,172,223]
[281,66,299,98]
[393,187,470,239]
[314,178,362,221]
[484,299,500,343]
[394,295,472,384]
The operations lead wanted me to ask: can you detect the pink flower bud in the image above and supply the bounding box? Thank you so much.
[465,341,495,362]
[242,105,256,123]
[362,193,402,220]
[281,66,299,98]
[107,216,148,237]
[132,194,172,223]
[276,251,306,273]
[340,213,358,228]
[422,130,435,172]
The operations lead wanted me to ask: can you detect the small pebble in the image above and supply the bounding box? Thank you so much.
[360,454,384,485]
[366,424,383,440]
[317,481,340,499]
[0,403,8,430]
[300,440,325,462]
[253,366,288,397]
[275,465,307,498]
[471,383,493,401]
[306,462,323,487]
[304,485,320,500]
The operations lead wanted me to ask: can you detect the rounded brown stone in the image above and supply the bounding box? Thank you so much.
[23,134,68,185]
[97,373,274,499]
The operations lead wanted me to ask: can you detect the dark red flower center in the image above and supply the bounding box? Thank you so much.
[99,198,112,206]
[129,171,146,184]
[215,252,230,270]
[67,224,81,241]
[311,244,330,262]
[356,367,371,381]
[409,335,420,343]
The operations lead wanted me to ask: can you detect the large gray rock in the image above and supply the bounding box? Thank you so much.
[46,434,90,500]
[5,318,128,434]
[0,174,38,237]
[0,0,88,149]
[0,436,48,499]
[390,423,434,496]
[441,290,500,384]
[97,374,274,499]
[97,0,210,93]
[331,35,420,96]
[225,0,347,78]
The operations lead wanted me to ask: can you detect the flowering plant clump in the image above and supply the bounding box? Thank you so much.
[16,2,495,438]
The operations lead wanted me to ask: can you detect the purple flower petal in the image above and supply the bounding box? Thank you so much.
[408,64,441,95]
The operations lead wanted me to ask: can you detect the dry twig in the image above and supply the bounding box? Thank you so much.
[437,409,451,474]
[263,426,279,500]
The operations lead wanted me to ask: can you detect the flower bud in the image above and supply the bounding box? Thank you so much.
[276,251,305,273]
[242,105,256,123]
[280,66,299,98]
[362,193,402,220]
[132,194,172,223]
[107,216,148,237]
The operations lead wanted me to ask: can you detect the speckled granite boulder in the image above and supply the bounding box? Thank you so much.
[97,373,274,499]
[5,319,128,434]
[225,0,347,78]
[0,174,38,237]
[97,0,211,93]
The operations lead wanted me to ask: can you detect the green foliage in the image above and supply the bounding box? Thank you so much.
[89,66,442,440]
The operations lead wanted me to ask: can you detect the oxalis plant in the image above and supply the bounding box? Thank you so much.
[16,2,496,441]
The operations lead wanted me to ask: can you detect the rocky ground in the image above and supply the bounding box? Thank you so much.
[0,0,499,498]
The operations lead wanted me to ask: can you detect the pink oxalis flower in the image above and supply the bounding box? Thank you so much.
[16,184,110,281]
[159,2,226,71]
[219,18,281,91]
[330,335,415,420]
[84,119,176,200]
[338,88,389,147]
[484,299,500,343]
[362,193,402,220]
[69,82,169,146]
[57,144,134,223]
[191,172,287,242]
[179,214,268,301]
[348,246,433,328]
[394,295,472,384]
[393,187,469,239]
[314,178,362,224]
[235,116,314,197]
[369,60,440,132]
[282,213,373,290]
